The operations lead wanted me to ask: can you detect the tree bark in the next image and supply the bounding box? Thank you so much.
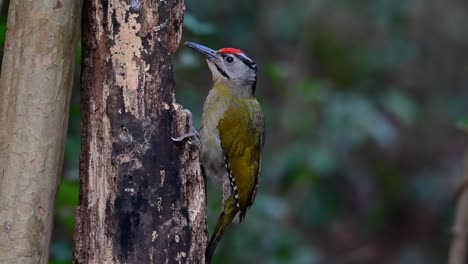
[73,1,207,263]
[0,0,82,263]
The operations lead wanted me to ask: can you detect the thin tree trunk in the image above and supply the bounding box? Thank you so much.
[449,152,468,264]
[0,1,5,16]
[72,1,207,263]
[0,1,82,263]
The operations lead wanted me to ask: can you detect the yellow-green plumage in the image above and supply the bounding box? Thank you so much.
[218,92,264,217]
[202,83,265,263]
[183,41,264,263]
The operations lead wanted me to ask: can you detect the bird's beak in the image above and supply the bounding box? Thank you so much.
[185,41,219,63]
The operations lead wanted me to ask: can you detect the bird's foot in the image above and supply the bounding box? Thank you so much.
[171,131,200,145]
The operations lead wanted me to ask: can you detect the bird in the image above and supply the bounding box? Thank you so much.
[185,41,265,263]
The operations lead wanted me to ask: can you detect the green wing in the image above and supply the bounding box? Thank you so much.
[218,98,265,221]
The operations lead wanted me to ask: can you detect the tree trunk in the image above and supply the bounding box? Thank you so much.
[73,1,207,263]
[0,1,82,263]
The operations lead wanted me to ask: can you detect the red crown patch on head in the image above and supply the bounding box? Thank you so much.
[218,47,244,55]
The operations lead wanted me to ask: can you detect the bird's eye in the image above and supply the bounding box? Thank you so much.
[225,56,234,63]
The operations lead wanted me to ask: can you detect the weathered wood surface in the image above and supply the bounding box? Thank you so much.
[73,1,207,263]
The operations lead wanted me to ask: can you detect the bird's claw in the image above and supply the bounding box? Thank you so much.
[171,131,200,145]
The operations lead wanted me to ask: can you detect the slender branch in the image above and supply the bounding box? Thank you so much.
[449,152,468,264]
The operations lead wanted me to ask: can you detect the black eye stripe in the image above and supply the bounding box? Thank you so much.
[220,53,257,70]
[235,54,257,70]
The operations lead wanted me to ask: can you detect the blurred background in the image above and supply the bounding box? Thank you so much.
[1,0,467,263]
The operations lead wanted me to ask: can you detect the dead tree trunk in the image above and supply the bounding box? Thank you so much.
[0,1,82,263]
[73,1,207,263]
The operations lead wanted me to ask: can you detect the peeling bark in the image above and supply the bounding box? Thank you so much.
[0,1,83,263]
[73,1,207,263]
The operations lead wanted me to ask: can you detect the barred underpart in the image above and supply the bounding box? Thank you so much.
[224,155,240,208]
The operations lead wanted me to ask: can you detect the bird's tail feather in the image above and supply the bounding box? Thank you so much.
[205,196,238,264]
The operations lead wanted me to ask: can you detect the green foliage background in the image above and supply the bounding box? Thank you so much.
[2,0,467,263]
